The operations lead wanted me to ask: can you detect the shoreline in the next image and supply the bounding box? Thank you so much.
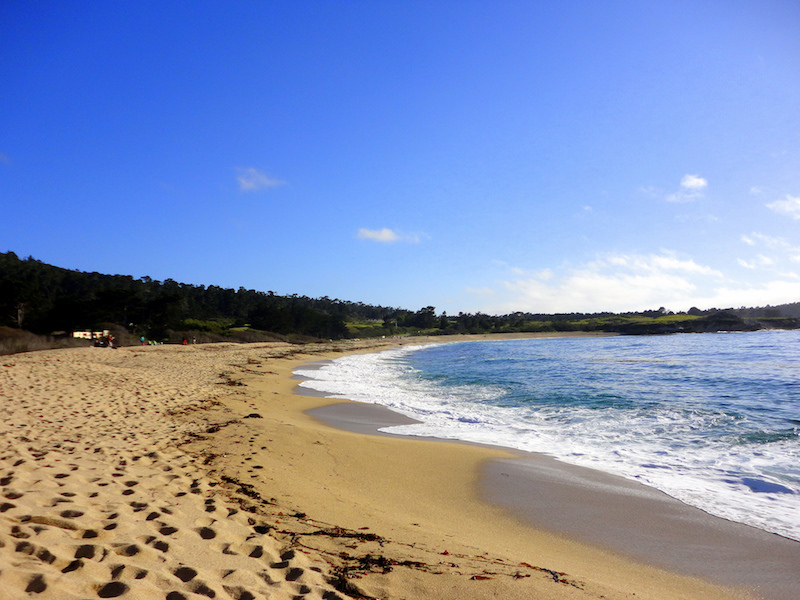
[483,455,800,598]
[297,335,800,600]
[0,335,793,600]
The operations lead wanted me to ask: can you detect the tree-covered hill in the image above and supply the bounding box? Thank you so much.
[0,251,367,342]
[1,251,798,353]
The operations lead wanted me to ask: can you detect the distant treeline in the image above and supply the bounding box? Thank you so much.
[1,251,799,350]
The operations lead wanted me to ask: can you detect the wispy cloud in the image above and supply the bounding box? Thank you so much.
[600,252,720,276]
[236,167,285,191]
[737,255,774,269]
[741,232,793,250]
[766,194,800,220]
[738,232,800,274]
[665,174,708,203]
[358,228,400,243]
[357,228,421,243]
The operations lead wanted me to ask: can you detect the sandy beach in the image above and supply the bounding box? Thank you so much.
[1,336,796,599]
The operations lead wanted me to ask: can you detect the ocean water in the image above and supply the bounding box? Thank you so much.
[295,330,800,541]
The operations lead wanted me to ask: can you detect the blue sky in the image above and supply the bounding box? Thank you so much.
[2,1,800,315]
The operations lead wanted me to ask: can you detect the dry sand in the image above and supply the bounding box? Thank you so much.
[0,336,787,599]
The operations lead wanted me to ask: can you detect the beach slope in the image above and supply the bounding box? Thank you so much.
[0,339,770,599]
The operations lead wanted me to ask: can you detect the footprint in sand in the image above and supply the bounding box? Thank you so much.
[196,526,216,539]
[112,543,140,556]
[109,564,125,579]
[159,524,179,536]
[240,543,267,559]
[173,565,197,582]
[189,580,216,597]
[74,544,97,559]
[141,535,170,552]
[109,564,149,581]
[222,587,256,600]
[61,559,84,573]
[97,580,128,597]
[25,573,47,593]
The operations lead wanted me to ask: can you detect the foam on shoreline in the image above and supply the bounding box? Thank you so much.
[304,382,800,600]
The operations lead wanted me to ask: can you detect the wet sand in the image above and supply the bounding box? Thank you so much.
[483,456,800,600]
[309,401,800,600]
[302,336,800,600]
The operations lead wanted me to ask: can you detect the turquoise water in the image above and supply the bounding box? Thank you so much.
[296,330,800,540]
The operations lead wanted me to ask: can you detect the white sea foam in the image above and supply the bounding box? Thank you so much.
[296,335,800,541]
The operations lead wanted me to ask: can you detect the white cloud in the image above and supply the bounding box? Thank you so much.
[358,228,399,243]
[588,251,721,277]
[473,243,800,314]
[236,167,284,191]
[766,194,800,220]
[665,174,708,203]
[499,268,695,314]
[356,227,422,244]
[476,245,800,314]
[681,174,708,190]
[691,280,800,309]
[479,251,725,314]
